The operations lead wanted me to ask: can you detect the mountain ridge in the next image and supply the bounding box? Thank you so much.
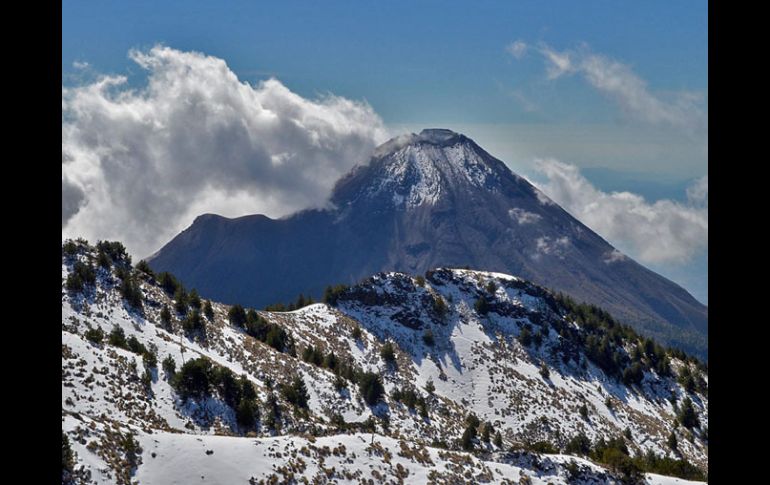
[62,239,708,483]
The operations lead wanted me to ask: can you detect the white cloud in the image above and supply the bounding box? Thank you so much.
[533,235,570,260]
[508,207,541,224]
[686,174,708,207]
[62,45,390,258]
[603,249,627,264]
[532,158,708,265]
[510,42,706,132]
[506,40,528,60]
[540,47,573,79]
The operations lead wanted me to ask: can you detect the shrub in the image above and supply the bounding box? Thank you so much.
[667,431,678,452]
[539,363,550,379]
[579,404,589,420]
[96,241,131,267]
[323,351,339,371]
[493,431,503,448]
[189,289,202,310]
[65,272,84,293]
[120,277,143,310]
[157,272,180,296]
[245,310,269,339]
[228,305,247,328]
[240,375,257,401]
[358,372,384,405]
[143,350,157,369]
[173,287,188,315]
[474,296,490,315]
[422,329,435,346]
[424,379,435,395]
[280,376,309,409]
[265,325,289,352]
[62,240,79,257]
[263,393,280,430]
[203,300,214,320]
[302,345,324,366]
[172,357,212,400]
[528,441,557,454]
[135,260,154,278]
[333,374,347,392]
[432,295,448,320]
[461,425,475,451]
[127,335,147,355]
[323,284,349,305]
[351,325,363,340]
[565,432,591,456]
[519,326,533,347]
[236,399,259,429]
[485,281,497,294]
[66,261,96,293]
[415,275,425,287]
[601,447,642,482]
[212,367,241,407]
[182,310,205,335]
[62,431,75,478]
[677,397,699,430]
[84,327,104,344]
[160,305,172,330]
[380,342,396,365]
[96,250,111,269]
[108,326,127,348]
[162,355,176,377]
[623,362,644,386]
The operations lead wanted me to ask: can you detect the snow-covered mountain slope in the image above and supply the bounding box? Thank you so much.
[148,128,708,360]
[62,240,708,484]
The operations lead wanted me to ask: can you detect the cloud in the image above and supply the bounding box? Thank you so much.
[506,40,528,60]
[508,207,541,224]
[510,42,706,132]
[533,236,570,259]
[62,45,390,258]
[532,158,707,265]
[686,175,708,207]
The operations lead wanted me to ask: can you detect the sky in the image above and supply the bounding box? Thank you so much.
[62,1,708,303]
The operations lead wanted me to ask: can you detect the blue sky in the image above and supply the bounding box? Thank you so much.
[62,1,708,302]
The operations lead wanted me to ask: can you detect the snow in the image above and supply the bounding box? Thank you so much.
[62,245,707,484]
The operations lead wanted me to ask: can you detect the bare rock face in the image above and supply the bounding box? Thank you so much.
[149,129,707,358]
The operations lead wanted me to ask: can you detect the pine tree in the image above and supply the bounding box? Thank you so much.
[281,376,309,409]
[160,305,172,330]
[519,326,533,347]
[228,305,247,328]
[424,379,435,395]
[668,431,678,452]
[493,431,503,448]
[162,355,176,378]
[62,431,75,481]
[677,397,699,429]
[173,286,188,315]
[380,342,396,365]
[358,372,384,405]
[204,300,214,320]
[189,289,201,310]
[474,296,490,315]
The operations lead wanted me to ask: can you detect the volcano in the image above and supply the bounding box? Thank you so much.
[148,129,708,357]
